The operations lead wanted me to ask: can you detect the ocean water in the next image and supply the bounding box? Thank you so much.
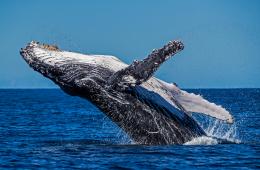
[0,89,259,169]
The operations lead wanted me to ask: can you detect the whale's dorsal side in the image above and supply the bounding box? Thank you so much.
[107,40,184,90]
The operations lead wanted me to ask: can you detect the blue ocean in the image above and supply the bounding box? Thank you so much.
[0,89,259,169]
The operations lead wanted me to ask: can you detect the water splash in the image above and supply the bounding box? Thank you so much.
[115,128,133,144]
[101,115,133,144]
[187,113,241,145]
[184,136,218,145]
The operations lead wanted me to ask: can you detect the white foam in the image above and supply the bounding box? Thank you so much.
[203,119,241,144]
[184,117,241,145]
[184,136,218,145]
[189,116,241,145]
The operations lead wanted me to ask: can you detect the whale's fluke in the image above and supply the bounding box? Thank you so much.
[108,40,184,90]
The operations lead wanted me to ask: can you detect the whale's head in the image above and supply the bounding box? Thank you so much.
[20,41,63,81]
[20,41,127,94]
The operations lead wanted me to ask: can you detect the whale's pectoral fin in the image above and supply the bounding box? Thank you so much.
[178,90,234,124]
[160,81,234,124]
[107,40,184,90]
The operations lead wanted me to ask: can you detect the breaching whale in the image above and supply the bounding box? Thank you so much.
[20,40,233,145]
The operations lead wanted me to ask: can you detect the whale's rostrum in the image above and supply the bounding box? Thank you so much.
[20,40,233,145]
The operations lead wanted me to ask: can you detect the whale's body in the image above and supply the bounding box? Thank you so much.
[20,40,233,145]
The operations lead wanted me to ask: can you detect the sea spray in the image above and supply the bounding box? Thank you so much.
[101,115,132,144]
[184,136,218,145]
[191,113,241,144]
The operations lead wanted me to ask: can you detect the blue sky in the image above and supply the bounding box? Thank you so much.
[0,0,259,88]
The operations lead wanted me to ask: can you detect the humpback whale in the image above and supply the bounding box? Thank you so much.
[20,40,233,145]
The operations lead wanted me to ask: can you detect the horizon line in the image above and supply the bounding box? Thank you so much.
[0,87,259,90]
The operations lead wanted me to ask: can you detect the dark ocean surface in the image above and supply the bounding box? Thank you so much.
[0,89,259,169]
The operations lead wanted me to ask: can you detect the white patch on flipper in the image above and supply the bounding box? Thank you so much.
[158,81,233,123]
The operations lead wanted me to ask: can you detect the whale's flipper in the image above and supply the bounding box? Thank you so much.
[159,81,234,123]
[108,40,184,90]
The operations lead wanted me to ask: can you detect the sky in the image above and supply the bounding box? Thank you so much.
[0,0,259,88]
